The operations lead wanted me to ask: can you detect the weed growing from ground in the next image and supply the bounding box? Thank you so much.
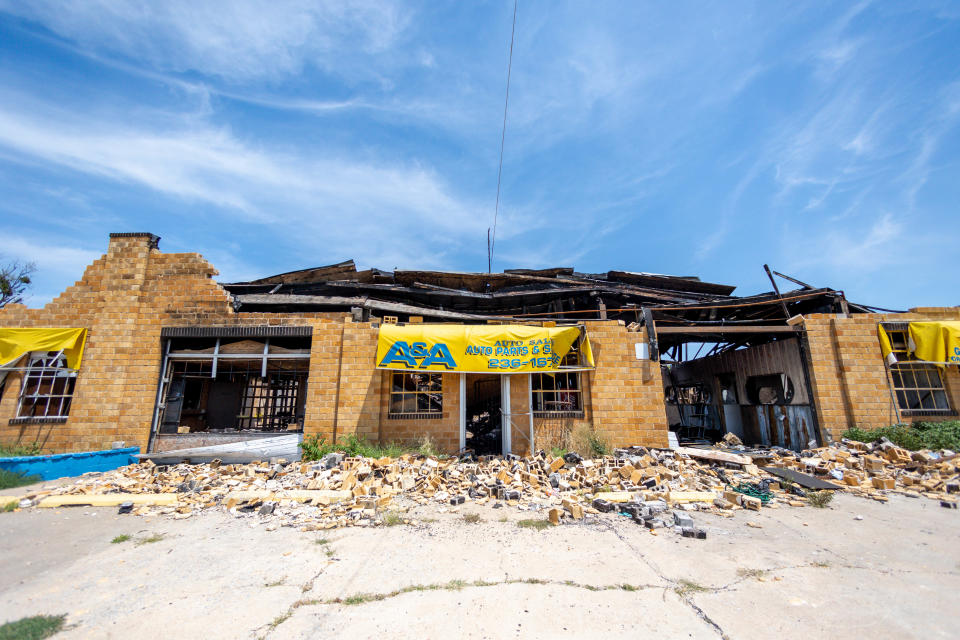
[0,469,40,490]
[110,534,131,544]
[380,511,405,526]
[805,490,834,508]
[843,421,960,451]
[736,568,768,580]
[136,533,164,546]
[0,614,66,640]
[517,519,551,531]
[674,579,708,597]
[0,442,42,457]
[462,513,481,524]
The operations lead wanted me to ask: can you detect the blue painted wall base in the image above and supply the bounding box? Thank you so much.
[0,447,140,481]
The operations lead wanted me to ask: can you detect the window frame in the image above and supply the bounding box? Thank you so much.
[388,372,443,419]
[13,352,78,423]
[157,336,312,434]
[532,350,584,418]
[882,324,954,416]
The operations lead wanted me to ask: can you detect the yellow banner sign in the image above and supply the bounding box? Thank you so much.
[879,321,960,366]
[376,324,594,373]
[0,327,88,369]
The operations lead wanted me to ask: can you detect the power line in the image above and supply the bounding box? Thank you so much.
[489,0,518,273]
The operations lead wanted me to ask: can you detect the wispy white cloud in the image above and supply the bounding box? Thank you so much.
[0,233,101,305]
[786,212,903,274]
[0,0,412,83]
[0,91,494,273]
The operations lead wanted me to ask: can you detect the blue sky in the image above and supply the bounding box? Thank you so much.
[0,1,958,309]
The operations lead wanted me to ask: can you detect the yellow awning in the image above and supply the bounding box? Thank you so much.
[376,323,594,373]
[0,328,88,370]
[879,321,960,366]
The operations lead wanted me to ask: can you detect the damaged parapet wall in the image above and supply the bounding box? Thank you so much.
[0,233,669,454]
[803,311,960,441]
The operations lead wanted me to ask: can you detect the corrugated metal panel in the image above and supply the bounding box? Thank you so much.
[160,326,313,338]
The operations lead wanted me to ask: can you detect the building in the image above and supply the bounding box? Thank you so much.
[0,233,957,456]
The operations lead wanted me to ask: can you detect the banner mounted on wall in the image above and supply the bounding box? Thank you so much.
[0,327,88,369]
[376,323,594,374]
[878,321,960,367]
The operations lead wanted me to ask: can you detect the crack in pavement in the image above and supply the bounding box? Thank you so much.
[598,519,730,639]
[255,560,334,639]
[291,577,666,608]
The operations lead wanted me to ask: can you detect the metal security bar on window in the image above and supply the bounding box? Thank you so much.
[156,336,311,433]
[532,351,583,416]
[389,372,442,417]
[883,327,952,415]
[17,352,77,419]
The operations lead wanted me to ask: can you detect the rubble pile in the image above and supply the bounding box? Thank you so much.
[11,438,958,533]
[765,438,959,504]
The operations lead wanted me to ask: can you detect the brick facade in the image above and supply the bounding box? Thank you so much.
[0,234,670,454]
[4,233,951,455]
[803,309,960,441]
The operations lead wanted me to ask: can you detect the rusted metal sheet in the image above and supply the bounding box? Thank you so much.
[745,404,815,451]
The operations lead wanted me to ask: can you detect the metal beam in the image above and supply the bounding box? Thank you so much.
[656,325,800,335]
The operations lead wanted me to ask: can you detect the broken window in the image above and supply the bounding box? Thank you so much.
[532,351,583,416]
[882,328,951,415]
[158,336,310,433]
[16,352,77,420]
[745,374,795,405]
[389,372,442,417]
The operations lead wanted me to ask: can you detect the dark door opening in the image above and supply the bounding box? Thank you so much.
[465,374,501,455]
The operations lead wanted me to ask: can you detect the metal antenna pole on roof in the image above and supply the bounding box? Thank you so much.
[489,0,518,273]
[487,227,492,274]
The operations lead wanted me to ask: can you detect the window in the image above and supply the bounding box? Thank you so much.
[532,350,583,416]
[158,336,311,433]
[745,374,795,405]
[389,372,442,417]
[15,352,77,421]
[883,327,952,415]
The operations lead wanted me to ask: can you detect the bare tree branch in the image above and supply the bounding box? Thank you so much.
[0,258,36,308]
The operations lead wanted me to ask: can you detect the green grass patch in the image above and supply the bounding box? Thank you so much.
[2,502,17,513]
[110,534,131,544]
[736,568,768,580]
[135,533,165,546]
[0,442,43,457]
[0,468,40,490]
[268,611,291,629]
[380,510,405,527]
[300,434,409,461]
[805,490,834,508]
[549,446,568,458]
[517,519,551,531]
[674,579,708,597]
[416,435,440,458]
[0,614,66,640]
[843,420,960,451]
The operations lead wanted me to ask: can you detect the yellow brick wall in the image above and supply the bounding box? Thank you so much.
[0,234,667,455]
[376,371,460,453]
[804,308,960,441]
[0,234,346,454]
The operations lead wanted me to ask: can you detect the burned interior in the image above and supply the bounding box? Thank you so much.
[156,328,311,435]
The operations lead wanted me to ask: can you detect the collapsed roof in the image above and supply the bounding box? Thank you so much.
[223,260,870,342]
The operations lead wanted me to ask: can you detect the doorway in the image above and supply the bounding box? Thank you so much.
[464,374,502,455]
